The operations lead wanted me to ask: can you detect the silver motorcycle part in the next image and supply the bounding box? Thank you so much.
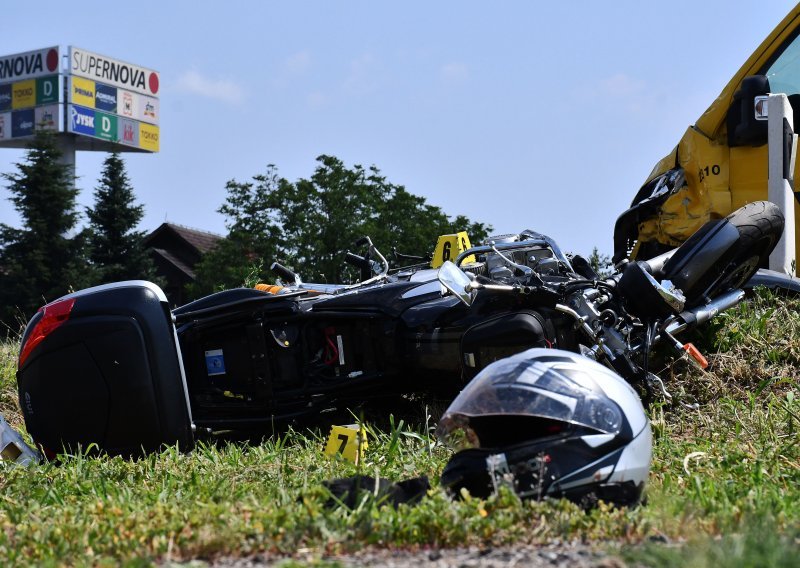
[0,414,40,466]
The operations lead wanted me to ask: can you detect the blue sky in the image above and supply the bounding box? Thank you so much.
[0,1,797,258]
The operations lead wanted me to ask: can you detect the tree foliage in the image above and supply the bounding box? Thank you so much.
[587,247,614,279]
[0,130,90,332]
[85,152,156,283]
[192,155,492,295]
[189,166,284,296]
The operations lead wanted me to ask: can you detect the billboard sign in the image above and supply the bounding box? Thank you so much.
[11,108,34,138]
[68,104,158,151]
[70,76,95,108]
[0,47,60,83]
[69,104,95,136]
[95,83,117,113]
[117,88,158,125]
[0,112,9,140]
[36,75,59,105]
[12,80,35,110]
[139,122,159,151]
[0,84,10,112]
[35,104,59,130]
[69,47,159,97]
[118,117,139,147]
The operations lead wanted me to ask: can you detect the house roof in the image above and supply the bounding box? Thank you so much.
[144,223,222,254]
[150,247,196,279]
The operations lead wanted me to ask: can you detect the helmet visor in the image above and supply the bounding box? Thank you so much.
[439,357,623,438]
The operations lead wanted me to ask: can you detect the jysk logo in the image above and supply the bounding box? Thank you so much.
[0,84,10,112]
[95,83,117,113]
[70,105,95,136]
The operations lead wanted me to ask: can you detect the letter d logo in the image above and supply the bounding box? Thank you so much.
[44,81,53,97]
[102,115,111,132]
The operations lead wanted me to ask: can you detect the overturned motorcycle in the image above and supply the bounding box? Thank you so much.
[15,201,783,458]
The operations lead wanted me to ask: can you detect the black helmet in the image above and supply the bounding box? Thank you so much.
[437,348,651,508]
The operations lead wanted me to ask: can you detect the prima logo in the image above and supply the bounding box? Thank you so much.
[74,86,93,98]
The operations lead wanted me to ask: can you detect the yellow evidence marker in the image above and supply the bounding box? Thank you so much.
[431,232,475,268]
[324,424,368,463]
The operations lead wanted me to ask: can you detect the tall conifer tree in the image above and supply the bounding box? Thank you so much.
[86,152,155,283]
[0,130,90,332]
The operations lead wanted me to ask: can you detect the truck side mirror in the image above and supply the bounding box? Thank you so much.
[727,75,770,147]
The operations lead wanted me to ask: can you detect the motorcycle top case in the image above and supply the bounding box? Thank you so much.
[17,281,194,457]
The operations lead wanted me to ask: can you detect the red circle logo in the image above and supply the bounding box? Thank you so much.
[46,49,58,72]
[149,72,159,94]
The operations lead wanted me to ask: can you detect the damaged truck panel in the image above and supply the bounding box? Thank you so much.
[615,5,800,270]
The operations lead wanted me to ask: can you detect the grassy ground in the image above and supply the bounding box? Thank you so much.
[0,289,798,566]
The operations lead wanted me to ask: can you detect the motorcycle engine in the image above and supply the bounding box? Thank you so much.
[483,234,560,282]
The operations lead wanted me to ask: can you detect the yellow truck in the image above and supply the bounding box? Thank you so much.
[613,5,800,271]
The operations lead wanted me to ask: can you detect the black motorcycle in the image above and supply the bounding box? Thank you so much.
[16,201,784,458]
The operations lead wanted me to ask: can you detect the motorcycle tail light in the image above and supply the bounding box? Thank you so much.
[18,297,76,367]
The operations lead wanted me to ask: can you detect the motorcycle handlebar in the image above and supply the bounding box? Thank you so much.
[345,252,369,269]
[271,262,299,284]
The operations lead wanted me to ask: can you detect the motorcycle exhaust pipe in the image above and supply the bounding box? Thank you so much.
[665,289,745,335]
[641,248,677,278]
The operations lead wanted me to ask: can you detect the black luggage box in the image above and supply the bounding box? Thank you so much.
[17,281,194,458]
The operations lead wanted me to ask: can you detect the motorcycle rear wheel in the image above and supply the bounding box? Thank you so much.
[662,201,785,305]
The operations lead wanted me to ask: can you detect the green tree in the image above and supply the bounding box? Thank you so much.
[85,152,156,283]
[277,155,491,282]
[0,130,91,332]
[189,166,284,296]
[193,155,492,292]
[587,247,614,278]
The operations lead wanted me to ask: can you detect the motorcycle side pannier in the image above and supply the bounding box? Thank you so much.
[17,281,194,458]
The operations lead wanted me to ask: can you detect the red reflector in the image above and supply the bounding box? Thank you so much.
[18,297,76,367]
[683,342,709,370]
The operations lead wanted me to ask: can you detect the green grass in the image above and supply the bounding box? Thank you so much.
[1,290,799,566]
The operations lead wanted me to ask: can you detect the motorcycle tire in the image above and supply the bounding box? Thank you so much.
[662,201,784,305]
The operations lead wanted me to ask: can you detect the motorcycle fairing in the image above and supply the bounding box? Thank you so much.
[460,311,554,381]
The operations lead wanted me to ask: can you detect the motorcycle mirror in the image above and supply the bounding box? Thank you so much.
[438,261,475,306]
